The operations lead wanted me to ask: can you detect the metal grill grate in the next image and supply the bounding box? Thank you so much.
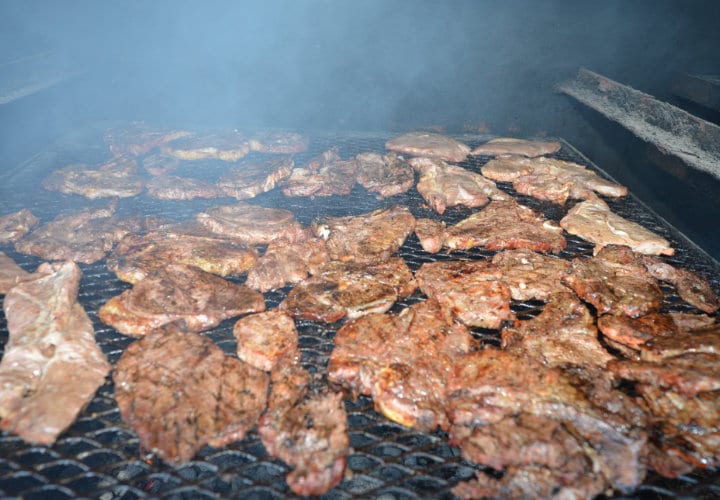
[0,129,718,498]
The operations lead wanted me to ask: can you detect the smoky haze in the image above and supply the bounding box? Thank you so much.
[1,0,719,135]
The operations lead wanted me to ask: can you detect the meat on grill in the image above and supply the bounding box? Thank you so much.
[0,261,110,445]
[599,312,682,358]
[281,149,357,197]
[0,252,30,294]
[312,205,415,264]
[197,202,308,244]
[355,152,415,198]
[328,299,474,431]
[413,217,446,253]
[98,264,265,336]
[491,248,571,301]
[113,323,269,464]
[562,245,664,317]
[0,209,39,244]
[233,310,299,371]
[104,122,190,156]
[218,157,294,200]
[141,153,181,176]
[385,131,470,162]
[640,255,719,313]
[561,197,674,255]
[245,237,328,292]
[280,257,417,322]
[106,230,258,284]
[470,137,562,157]
[408,157,509,214]
[146,175,223,200]
[416,260,513,329]
[160,129,250,161]
[247,131,309,154]
[42,155,144,199]
[441,199,566,254]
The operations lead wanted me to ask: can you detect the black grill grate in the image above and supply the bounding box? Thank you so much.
[0,129,718,499]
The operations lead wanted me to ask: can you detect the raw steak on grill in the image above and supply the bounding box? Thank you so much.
[218,156,294,199]
[113,324,269,464]
[146,175,223,200]
[104,122,190,156]
[160,129,250,161]
[247,130,309,154]
[640,255,719,313]
[385,131,470,162]
[470,137,561,157]
[0,261,110,445]
[282,148,357,197]
[245,237,328,292]
[233,310,299,371]
[0,209,39,244]
[491,248,571,301]
[355,152,414,198]
[42,155,144,199]
[0,252,30,294]
[197,202,308,244]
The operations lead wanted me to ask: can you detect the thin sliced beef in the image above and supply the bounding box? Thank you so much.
[245,237,328,292]
[385,131,470,162]
[640,255,719,313]
[0,262,110,445]
[146,175,222,200]
[0,252,31,294]
[113,324,269,464]
[0,209,39,244]
[218,157,294,199]
[355,152,414,198]
[197,202,308,244]
[247,131,309,153]
[492,248,571,301]
[104,122,190,156]
[233,310,299,371]
[470,137,561,157]
[42,155,144,199]
[160,129,250,161]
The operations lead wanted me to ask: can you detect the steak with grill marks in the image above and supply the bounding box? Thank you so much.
[355,152,414,198]
[160,130,250,161]
[245,237,328,292]
[42,155,144,199]
[328,299,474,432]
[98,264,265,337]
[247,130,309,154]
[492,249,571,301]
[218,157,294,200]
[146,175,223,200]
[233,310,299,372]
[416,260,513,329]
[640,255,719,313]
[197,202,308,244]
[385,131,470,162]
[0,209,39,244]
[408,157,509,214]
[470,137,561,157]
[0,252,30,294]
[562,245,664,317]
[0,261,110,445]
[104,122,190,156]
[113,324,269,465]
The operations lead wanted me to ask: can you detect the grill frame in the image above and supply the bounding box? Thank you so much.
[0,128,718,499]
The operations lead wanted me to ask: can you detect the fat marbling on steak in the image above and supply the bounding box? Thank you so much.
[42,155,144,199]
[146,175,223,200]
[385,131,470,162]
[104,122,190,156]
[355,152,415,198]
[0,261,110,445]
[160,129,250,161]
[197,202,308,244]
[233,310,299,372]
[247,130,309,154]
[113,323,268,464]
[245,237,328,292]
[0,209,39,244]
[470,137,561,157]
[218,156,294,200]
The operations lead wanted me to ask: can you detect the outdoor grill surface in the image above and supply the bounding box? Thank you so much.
[0,127,719,499]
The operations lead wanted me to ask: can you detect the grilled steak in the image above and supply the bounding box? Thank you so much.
[470,137,561,157]
[416,260,513,329]
[562,245,664,317]
[312,205,415,264]
[0,261,110,445]
[141,153,181,176]
[640,255,719,313]
[146,175,222,200]
[247,131,309,154]
[99,264,265,336]
[197,202,308,244]
[104,122,190,156]
[42,155,144,199]
[245,237,328,292]
[385,131,470,162]
[0,209,39,244]
[599,312,681,357]
[328,299,474,431]
[442,199,566,254]
[113,324,269,464]
[409,157,508,214]
[0,252,31,294]
[491,249,571,301]
[160,130,250,161]
[637,323,720,362]
[355,152,414,198]
[280,257,417,322]
[282,151,357,197]
[233,310,299,371]
[561,197,673,255]
[610,353,720,396]
[218,157,294,199]
[414,217,446,253]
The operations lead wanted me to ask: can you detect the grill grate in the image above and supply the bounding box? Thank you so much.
[0,129,718,498]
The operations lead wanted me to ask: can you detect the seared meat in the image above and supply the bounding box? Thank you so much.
[561,197,673,255]
[218,157,294,200]
[280,257,417,322]
[492,249,571,301]
[562,245,664,317]
[197,202,308,244]
[640,255,719,313]
[233,310,299,371]
[245,237,328,292]
[638,323,720,362]
[355,152,414,198]
[42,155,144,199]
[146,175,222,200]
[0,209,39,244]
[416,260,513,329]
[113,324,268,464]
[409,157,508,214]
[0,252,30,294]
[599,312,681,356]
[413,217,446,254]
[141,153,180,176]
[479,155,535,181]
[160,130,250,161]
[0,262,110,445]
[282,151,357,197]
[99,264,265,337]
[313,205,415,264]
[470,137,561,157]
[443,199,566,254]
[328,299,474,431]
[104,122,190,156]
[247,131,309,154]
[609,353,720,396]
[385,131,470,162]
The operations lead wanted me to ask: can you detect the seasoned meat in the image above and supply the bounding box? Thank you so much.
[409,157,509,214]
[639,323,720,362]
[598,312,680,354]
[416,260,513,329]
[42,155,144,199]
[562,245,663,317]
[233,310,299,371]
[0,252,31,294]
[479,155,535,181]
[113,324,269,464]
[561,197,673,255]
[413,218,446,254]
[247,130,309,154]
[0,262,110,445]
[640,255,719,313]
[312,205,415,264]
[160,129,250,161]
[99,264,265,337]
[106,231,258,284]
[146,175,222,200]
[355,152,414,198]
[282,151,357,197]
[385,131,470,162]
[0,209,39,244]
[443,199,566,254]
[492,249,571,301]
[470,137,561,157]
[280,257,417,322]
[328,299,474,431]
[104,122,190,156]
[218,157,294,199]
[141,153,181,176]
[245,237,328,292]
[197,202,308,244]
